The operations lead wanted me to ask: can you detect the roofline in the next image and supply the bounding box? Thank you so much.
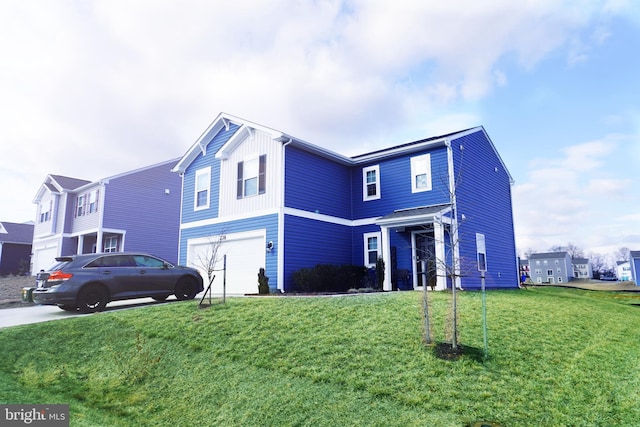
[74,157,180,192]
[171,116,514,181]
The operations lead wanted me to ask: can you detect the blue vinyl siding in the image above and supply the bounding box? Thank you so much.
[283,214,352,291]
[352,146,450,220]
[181,124,240,224]
[284,146,352,218]
[632,257,640,284]
[179,214,279,287]
[449,131,518,289]
[102,161,182,263]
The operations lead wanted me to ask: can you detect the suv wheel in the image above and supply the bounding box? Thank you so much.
[77,285,108,313]
[175,277,197,300]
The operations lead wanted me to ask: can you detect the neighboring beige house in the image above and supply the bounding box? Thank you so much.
[572,258,592,280]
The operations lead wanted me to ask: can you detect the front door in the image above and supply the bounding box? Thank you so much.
[415,232,436,289]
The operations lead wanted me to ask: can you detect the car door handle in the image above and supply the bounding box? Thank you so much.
[139,270,146,275]
[103,270,112,275]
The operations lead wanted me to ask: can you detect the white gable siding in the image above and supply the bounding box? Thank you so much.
[33,193,55,237]
[218,130,282,218]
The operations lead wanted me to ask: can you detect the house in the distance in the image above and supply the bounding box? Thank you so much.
[0,221,34,276]
[31,159,181,274]
[529,252,573,284]
[172,112,519,294]
[572,258,592,280]
[616,260,631,282]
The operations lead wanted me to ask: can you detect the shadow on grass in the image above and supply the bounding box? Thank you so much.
[433,342,485,362]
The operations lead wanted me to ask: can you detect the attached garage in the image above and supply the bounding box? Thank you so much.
[33,245,59,275]
[186,230,266,295]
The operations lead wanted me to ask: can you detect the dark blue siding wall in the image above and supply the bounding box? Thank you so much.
[352,146,450,220]
[179,214,279,287]
[285,146,352,218]
[283,214,352,291]
[450,131,518,289]
[103,161,182,264]
[181,124,240,224]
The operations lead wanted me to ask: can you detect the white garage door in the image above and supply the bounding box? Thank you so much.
[187,230,265,295]
[33,246,59,274]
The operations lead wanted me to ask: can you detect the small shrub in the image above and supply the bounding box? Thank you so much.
[257,268,270,294]
[291,264,368,293]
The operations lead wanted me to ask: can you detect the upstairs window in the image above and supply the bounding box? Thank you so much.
[76,195,85,217]
[195,167,211,210]
[75,190,99,217]
[410,154,432,193]
[39,201,51,223]
[362,165,380,201]
[88,190,99,214]
[237,154,266,198]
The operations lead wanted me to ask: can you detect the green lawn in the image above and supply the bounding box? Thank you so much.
[1,287,640,426]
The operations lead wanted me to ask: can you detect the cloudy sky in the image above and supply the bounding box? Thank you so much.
[1,0,638,257]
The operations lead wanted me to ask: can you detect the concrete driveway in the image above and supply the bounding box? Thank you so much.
[0,296,201,329]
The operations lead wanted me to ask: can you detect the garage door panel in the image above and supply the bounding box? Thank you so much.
[188,233,265,295]
[34,246,58,274]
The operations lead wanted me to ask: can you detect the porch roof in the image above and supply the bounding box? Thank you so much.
[375,204,451,228]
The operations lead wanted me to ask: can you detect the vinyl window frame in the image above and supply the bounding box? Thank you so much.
[194,167,211,211]
[362,165,380,201]
[410,153,432,193]
[363,232,382,268]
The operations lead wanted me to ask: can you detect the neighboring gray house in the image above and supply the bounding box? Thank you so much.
[529,252,573,284]
[31,159,181,274]
[0,221,34,276]
[572,258,592,280]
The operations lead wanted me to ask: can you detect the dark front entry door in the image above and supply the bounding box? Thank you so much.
[415,232,436,289]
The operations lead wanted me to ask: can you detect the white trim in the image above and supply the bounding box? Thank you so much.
[187,229,265,247]
[179,207,381,230]
[180,208,280,229]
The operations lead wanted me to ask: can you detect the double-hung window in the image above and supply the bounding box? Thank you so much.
[76,195,85,217]
[195,167,211,210]
[362,165,380,201]
[88,190,99,214]
[39,201,51,223]
[237,154,266,198]
[410,154,432,193]
[363,232,382,267]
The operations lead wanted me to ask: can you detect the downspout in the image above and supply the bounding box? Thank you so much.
[177,172,185,264]
[97,183,106,253]
[278,138,292,292]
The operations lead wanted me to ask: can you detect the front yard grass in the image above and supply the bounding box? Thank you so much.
[1,287,639,426]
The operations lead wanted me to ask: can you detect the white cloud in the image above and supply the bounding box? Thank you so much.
[514,134,637,255]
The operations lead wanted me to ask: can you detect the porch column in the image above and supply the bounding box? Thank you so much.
[434,219,447,290]
[96,230,103,254]
[380,225,392,291]
[77,235,84,254]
